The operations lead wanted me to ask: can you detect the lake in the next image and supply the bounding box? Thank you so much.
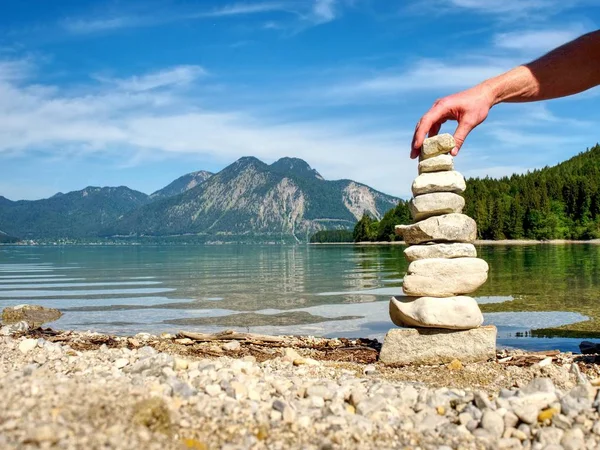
[1,243,599,352]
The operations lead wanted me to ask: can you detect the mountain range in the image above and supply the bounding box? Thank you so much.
[0,157,399,242]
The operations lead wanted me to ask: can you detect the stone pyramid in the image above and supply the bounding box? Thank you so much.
[379,134,497,366]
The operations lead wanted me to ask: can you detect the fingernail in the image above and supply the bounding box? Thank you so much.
[451,147,458,156]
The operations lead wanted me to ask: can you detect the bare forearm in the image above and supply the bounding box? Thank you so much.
[484,31,600,105]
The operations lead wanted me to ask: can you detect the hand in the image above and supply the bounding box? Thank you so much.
[411,84,495,159]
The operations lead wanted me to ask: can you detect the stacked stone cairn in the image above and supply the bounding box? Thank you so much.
[379,134,497,366]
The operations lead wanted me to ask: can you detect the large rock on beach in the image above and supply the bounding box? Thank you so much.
[2,304,62,327]
[389,296,483,329]
[418,154,454,174]
[409,192,465,221]
[421,133,455,160]
[379,325,497,365]
[404,243,477,262]
[411,171,466,196]
[402,257,489,297]
[395,213,477,245]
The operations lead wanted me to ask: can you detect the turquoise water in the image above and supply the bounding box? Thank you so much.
[0,244,598,352]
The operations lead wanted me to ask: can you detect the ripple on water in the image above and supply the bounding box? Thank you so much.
[0,287,176,298]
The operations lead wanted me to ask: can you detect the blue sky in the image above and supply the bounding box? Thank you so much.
[0,0,599,200]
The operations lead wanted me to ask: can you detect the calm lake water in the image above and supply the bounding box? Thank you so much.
[1,244,599,352]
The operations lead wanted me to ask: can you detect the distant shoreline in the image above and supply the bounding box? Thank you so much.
[312,239,600,245]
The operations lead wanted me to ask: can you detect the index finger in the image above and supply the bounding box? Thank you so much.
[411,107,447,159]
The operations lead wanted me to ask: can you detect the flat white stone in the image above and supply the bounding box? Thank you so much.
[379,326,497,366]
[389,296,483,329]
[418,154,454,174]
[412,171,466,196]
[396,213,477,245]
[421,133,455,160]
[404,243,477,262]
[402,257,489,297]
[18,338,38,354]
[409,192,465,221]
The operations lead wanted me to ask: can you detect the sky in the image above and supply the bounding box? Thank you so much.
[0,0,599,200]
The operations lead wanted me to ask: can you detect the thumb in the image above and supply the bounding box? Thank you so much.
[451,120,474,156]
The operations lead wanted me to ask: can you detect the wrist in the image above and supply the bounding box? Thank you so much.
[480,78,503,107]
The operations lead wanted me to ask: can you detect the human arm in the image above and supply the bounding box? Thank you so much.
[410,30,600,159]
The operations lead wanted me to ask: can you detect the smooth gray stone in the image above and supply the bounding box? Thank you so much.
[412,171,466,196]
[402,257,489,297]
[389,296,483,329]
[409,192,465,221]
[379,326,497,366]
[418,154,454,174]
[404,243,477,262]
[395,213,477,245]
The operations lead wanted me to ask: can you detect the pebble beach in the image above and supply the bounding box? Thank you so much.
[2,322,600,449]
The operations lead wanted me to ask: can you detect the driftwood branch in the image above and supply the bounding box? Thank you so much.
[178,329,286,343]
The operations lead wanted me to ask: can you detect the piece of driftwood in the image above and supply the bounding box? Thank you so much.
[328,346,378,353]
[178,329,286,343]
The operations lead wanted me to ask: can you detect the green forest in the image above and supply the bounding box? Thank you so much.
[309,229,354,243]
[349,144,600,242]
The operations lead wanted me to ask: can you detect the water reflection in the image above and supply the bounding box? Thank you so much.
[0,244,599,351]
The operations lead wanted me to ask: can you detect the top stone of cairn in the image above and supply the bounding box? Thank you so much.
[421,133,455,160]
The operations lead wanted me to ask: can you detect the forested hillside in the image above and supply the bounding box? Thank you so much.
[464,144,600,240]
[0,187,150,239]
[353,144,600,241]
[352,201,411,242]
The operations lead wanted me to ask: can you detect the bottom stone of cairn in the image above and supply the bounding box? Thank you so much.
[379,326,497,366]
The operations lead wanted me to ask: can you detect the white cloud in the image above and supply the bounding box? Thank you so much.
[60,1,340,35]
[95,66,207,92]
[484,127,586,147]
[1,57,597,200]
[313,0,337,23]
[0,59,416,198]
[328,59,514,98]
[0,59,34,81]
[203,2,288,17]
[494,27,585,53]
[448,0,551,14]
[62,17,142,34]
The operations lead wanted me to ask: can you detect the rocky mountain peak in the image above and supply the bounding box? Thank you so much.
[270,157,324,180]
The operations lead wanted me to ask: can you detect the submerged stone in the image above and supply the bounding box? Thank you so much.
[2,304,62,327]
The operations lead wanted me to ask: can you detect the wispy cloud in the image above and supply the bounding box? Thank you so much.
[0,58,34,81]
[60,1,341,35]
[447,0,553,14]
[94,66,207,92]
[62,17,142,34]
[203,2,289,17]
[326,58,514,98]
[0,58,416,198]
[313,0,337,23]
[493,27,586,53]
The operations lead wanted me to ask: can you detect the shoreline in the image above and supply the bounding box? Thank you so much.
[312,239,600,246]
[2,324,600,448]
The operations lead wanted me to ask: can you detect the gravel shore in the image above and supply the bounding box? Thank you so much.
[2,324,600,449]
